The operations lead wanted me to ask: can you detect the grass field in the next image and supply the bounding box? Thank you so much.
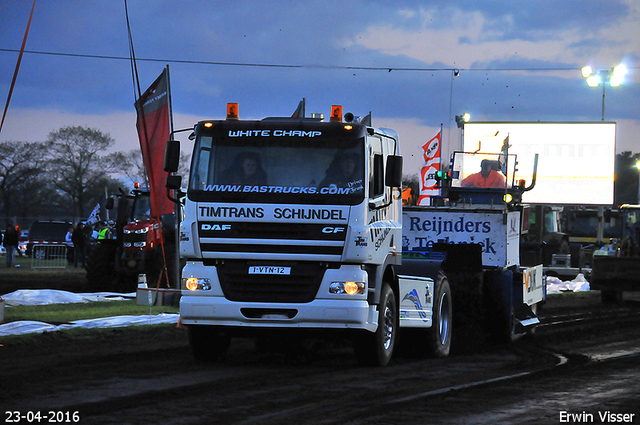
[4,299,179,325]
[0,255,177,327]
[0,255,85,282]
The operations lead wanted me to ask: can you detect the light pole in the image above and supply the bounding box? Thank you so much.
[455,113,470,151]
[636,161,640,204]
[581,65,627,121]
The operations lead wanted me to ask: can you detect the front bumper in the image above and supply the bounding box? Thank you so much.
[179,260,378,332]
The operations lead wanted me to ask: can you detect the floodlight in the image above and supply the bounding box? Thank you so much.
[586,74,601,87]
[455,113,471,128]
[610,65,627,87]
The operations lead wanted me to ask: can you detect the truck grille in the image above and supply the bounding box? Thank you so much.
[198,222,346,257]
[213,260,326,303]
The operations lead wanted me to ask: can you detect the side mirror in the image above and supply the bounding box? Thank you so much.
[166,174,183,204]
[166,174,182,190]
[164,140,181,173]
[385,155,403,188]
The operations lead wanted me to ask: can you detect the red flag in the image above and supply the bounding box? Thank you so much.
[134,68,173,217]
[417,129,442,206]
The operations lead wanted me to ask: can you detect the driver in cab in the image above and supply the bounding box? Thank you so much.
[461,159,506,188]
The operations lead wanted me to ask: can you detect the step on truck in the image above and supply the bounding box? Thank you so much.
[164,103,544,366]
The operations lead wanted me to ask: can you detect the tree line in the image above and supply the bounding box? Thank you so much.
[0,125,189,229]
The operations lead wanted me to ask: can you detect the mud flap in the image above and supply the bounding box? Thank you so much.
[514,304,540,333]
[482,268,516,341]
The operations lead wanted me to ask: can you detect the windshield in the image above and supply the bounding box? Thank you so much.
[565,210,623,239]
[188,123,365,205]
[450,151,516,189]
[132,194,151,221]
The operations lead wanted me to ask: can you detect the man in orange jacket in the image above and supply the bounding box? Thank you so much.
[462,160,506,188]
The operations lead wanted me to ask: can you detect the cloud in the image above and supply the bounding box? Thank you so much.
[347,2,639,80]
[1,0,638,161]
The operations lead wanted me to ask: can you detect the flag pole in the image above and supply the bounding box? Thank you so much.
[166,64,174,135]
[0,0,36,136]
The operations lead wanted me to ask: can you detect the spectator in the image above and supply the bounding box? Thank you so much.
[2,220,19,268]
[97,221,110,240]
[72,222,87,268]
[65,225,75,264]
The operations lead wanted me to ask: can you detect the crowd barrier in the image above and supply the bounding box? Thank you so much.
[31,244,69,271]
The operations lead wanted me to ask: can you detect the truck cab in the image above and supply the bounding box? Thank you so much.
[167,106,408,365]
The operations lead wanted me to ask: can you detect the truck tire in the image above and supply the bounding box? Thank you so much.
[354,283,397,366]
[188,326,231,361]
[116,273,138,293]
[144,252,163,289]
[145,244,177,289]
[426,273,452,357]
[85,243,116,291]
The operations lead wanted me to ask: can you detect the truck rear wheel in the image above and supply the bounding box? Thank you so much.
[354,283,397,366]
[188,326,231,361]
[426,273,452,357]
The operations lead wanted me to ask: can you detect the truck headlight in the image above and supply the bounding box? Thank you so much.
[329,281,365,295]
[184,277,212,291]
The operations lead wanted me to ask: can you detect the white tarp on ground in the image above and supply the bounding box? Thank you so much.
[0,314,179,337]
[0,274,589,337]
[1,289,136,306]
[0,289,178,337]
[546,273,591,294]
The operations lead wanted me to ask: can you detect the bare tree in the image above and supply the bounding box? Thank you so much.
[108,149,148,187]
[110,148,191,188]
[0,141,48,217]
[46,126,118,217]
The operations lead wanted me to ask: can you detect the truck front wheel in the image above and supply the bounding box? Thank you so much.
[354,283,397,366]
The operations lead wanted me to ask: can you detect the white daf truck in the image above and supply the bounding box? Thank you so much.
[164,104,544,366]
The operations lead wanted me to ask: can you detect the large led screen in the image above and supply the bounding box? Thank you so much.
[462,122,616,205]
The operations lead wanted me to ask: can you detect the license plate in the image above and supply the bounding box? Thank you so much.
[248,266,291,275]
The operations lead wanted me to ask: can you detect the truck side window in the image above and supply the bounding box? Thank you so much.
[370,153,384,198]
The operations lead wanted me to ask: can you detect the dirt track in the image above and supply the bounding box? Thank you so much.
[2,275,640,425]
